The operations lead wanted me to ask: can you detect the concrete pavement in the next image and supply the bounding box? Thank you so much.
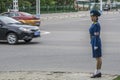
[0,71,117,80]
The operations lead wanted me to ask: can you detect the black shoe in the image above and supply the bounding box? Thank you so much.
[91,73,102,78]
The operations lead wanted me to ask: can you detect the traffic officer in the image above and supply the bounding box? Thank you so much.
[89,10,102,78]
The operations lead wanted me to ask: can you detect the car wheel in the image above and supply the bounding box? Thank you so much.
[7,33,18,45]
[24,39,32,43]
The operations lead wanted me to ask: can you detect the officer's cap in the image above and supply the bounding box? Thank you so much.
[90,10,101,17]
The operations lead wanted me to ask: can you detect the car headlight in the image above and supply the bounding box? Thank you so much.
[19,27,31,32]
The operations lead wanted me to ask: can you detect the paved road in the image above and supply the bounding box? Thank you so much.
[0,12,120,75]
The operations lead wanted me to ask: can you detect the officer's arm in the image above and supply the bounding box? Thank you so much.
[93,24,100,49]
[94,32,99,50]
[94,23,100,36]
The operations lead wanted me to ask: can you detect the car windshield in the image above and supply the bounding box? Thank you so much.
[21,12,32,16]
[0,16,21,24]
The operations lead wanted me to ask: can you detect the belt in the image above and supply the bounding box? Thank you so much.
[90,35,95,39]
[90,35,100,39]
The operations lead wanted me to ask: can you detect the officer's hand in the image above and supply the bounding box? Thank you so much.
[94,46,98,50]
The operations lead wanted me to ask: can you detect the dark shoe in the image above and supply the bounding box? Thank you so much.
[91,73,102,78]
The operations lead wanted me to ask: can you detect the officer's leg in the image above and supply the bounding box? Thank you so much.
[96,57,102,70]
[91,57,102,78]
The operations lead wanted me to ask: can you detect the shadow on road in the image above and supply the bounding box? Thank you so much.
[0,41,40,45]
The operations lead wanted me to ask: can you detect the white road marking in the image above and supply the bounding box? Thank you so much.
[41,31,51,35]
[104,18,120,21]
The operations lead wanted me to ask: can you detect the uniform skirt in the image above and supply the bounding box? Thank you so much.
[91,37,102,58]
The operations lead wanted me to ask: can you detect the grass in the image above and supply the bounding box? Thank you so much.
[113,76,120,80]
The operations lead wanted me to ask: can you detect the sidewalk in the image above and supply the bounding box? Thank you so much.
[0,71,117,80]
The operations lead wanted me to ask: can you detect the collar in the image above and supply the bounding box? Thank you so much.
[93,21,98,24]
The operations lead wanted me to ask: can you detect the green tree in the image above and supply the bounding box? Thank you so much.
[41,0,56,6]
[0,1,6,12]
[0,0,76,13]
[56,0,74,6]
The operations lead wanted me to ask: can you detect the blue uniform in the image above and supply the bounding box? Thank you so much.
[89,22,102,58]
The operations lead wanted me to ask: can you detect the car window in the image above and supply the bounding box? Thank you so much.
[10,13,15,17]
[10,12,21,17]
[1,13,10,17]
[15,12,20,16]
[9,12,16,17]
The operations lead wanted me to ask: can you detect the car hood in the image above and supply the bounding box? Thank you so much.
[8,24,39,30]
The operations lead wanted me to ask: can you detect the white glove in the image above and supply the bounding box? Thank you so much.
[94,46,98,50]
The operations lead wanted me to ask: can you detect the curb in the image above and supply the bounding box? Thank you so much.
[0,71,117,80]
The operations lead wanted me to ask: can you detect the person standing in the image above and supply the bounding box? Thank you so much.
[89,10,102,78]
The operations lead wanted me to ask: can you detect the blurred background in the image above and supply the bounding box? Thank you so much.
[0,0,120,14]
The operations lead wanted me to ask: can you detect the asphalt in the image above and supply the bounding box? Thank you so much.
[0,11,119,80]
[40,11,120,20]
